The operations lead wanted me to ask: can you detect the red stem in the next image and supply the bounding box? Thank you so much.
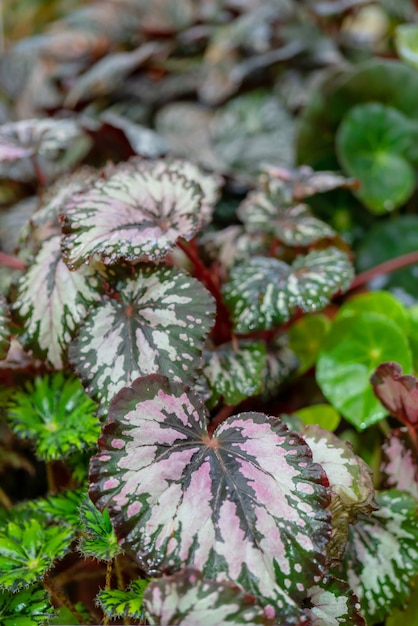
[177,239,233,344]
[349,251,418,292]
[0,251,26,270]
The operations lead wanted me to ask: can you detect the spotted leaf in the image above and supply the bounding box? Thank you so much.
[223,248,353,333]
[341,490,418,624]
[13,235,101,368]
[371,362,418,431]
[89,375,331,623]
[70,265,215,409]
[237,190,335,246]
[302,425,376,565]
[304,576,365,626]
[0,294,11,360]
[143,568,276,626]
[60,158,217,269]
[198,340,267,407]
[381,430,418,500]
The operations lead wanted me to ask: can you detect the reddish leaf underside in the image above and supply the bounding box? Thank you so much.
[89,374,331,624]
[371,361,418,430]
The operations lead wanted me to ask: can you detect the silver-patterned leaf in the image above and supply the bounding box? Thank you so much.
[71,265,215,408]
[89,375,331,623]
[198,340,267,407]
[0,294,11,360]
[381,430,418,500]
[223,248,354,333]
[304,576,366,626]
[143,568,276,626]
[198,225,268,272]
[259,337,299,401]
[13,235,101,368]
[302,425,376,565]
[237,190,335,246]
[60,158,215,269]
[341,490,418,624]
[0,117,91,182]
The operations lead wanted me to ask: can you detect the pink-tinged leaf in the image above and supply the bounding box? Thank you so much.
[302,425,376,565]
[0,118,91,182]
[237,190,335,246]
[304,576,366,625]
[381,429,418,500]
[259,165,358,201]
[60,158,219,269]
[198,340,267,407]
[143,568,276,626]
[223,248,354,333]
[13,235,101,369]
[341,490,418,624]
[198,225,268,272]
[0,295,11,360]
[89,374,331,623]
[71,265,215,409]
[371,362,418,430]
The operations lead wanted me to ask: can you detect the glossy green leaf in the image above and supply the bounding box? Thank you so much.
[70,264,215,409]
[341,490,418,624]
[60,158,216,269]
[337,103,415,213]
[386,577,418,626]
[25,489,86,527]
[8,373,100,462]
[316,312,412,430]
[304,576,366,625]
[303,425,376,565]
[288,313,331,374]
[97,579,149,620]
[198,340,267,407]
[78,499,122,561]
[294,404,340,432]
[0,294,11,360]
[0,585,55,626]
[337,291,408,333]
[13,235,101,369]
[223,248,353,333]
[143,569,276,625]
[89,374,331,623]
[0,519,73,591]
[395,24,418,70]
[356,215,418,305]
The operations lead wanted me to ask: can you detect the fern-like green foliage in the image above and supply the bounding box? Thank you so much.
[7,372,100,461]
[97,579,149,620]
[78,498,123,562]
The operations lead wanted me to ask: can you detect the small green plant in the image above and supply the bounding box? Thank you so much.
[2,1,418,625]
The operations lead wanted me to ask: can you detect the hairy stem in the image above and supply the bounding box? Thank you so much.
[0,486,12,509]
[349,251,418,292]
[43,573,88,625]
[45,461,57,494]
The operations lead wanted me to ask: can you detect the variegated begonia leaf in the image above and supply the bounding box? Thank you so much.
[0,585,55,626]
[371,362,418,431]
[237,190,335,246]
[0,294,11,360]
[60,158,217,269]
[198,340,267,407]
[259,337,299,401]
[0,519,73,591]
[78,498,123,562]
[341,490,418,625]
[223,248,353,333]
[70,264,215,408]
[89,374,331,623]
[302,425,376,566]
[381,429,418,500]
[142,568,276,626]
[0,117,91,182]
[304,575,365,626]
[13,235,102,368]
[7,372,99,462]
[97,579,149,620]
[198,225,268,272]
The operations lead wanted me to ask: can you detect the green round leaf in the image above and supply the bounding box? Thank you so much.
[337,291,408,334]
[70,264,215,410]
[89,374,331,623]
[288,313,331,374]
[316,312,412,430]
[294,404,340,432]
[8,373,100,462]
[0,519,73,591]
[336,103,415,214]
